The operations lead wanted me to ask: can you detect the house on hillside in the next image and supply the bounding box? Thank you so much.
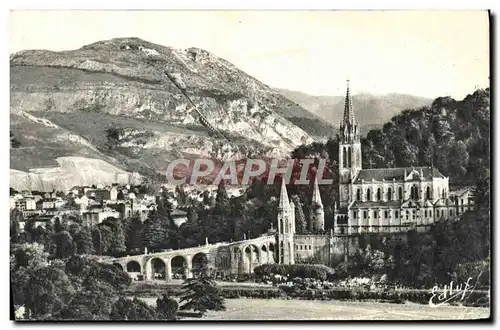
[450,187,475,214]
[82,208,121,227]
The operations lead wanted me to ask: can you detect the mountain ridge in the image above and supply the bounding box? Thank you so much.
[276,87,432,131]
[10,37,337,190]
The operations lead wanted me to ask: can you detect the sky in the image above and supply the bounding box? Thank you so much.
[9,10,490,99]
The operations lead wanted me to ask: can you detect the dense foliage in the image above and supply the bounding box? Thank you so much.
[254,264,336,281]
[10,247,180,320]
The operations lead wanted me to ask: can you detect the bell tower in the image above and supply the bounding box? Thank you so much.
[339,80,362,208]
[277,177,295,265]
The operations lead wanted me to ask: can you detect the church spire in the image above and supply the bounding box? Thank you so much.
[312,176,323,206]
[278,176,290,209]
[342,80,355,125]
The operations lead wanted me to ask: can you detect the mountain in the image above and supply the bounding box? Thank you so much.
[10,37,334,191]
[276,88,432,133]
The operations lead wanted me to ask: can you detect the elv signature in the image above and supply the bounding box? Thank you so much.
[429,277,474,307]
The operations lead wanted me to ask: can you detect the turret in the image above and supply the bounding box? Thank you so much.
[309,176,325,231]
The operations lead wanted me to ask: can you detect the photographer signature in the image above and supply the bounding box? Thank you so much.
[429,277,474,307]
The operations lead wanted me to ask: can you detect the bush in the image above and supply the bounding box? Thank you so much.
[275,286,489,307]
[110,297,157,320]
[156,294,178,320]
[254,264,335,281]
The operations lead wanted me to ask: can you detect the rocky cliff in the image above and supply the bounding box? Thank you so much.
[10,38,328,191]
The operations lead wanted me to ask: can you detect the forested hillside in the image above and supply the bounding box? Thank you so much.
[360,88,490,185]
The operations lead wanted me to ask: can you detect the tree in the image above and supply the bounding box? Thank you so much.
[23,218,36,242]
[53,231,77,259]
[175,185,187,205]
[179,257,225,316]
[449,140,469,179]
[291,195,307,234]
[125,216,144,253]
[100,217,127,256]
[10,216,20,243]
[211,182,231,242]
[82,262,132,291]
[473,167,490,212]
[142,211,166,251]
[156,294,179,320]
[59,280,115,320]
[10,243,50,307]
[54,217,67,233]
[73,226,94,255]
[65,255,90,277]
[11,242,49,270]
[42,222,55,254]
[110,297,157,320]
[24,266,75,319]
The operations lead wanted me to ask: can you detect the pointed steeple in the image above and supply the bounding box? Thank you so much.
[342,79,355,125]
[312,176,323,206]
[278,176,290,209]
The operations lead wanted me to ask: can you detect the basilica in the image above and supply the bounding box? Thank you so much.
[333,81,472,235]
[275,81,474,265]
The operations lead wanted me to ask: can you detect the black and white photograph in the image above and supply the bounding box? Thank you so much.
[8,9,491,321]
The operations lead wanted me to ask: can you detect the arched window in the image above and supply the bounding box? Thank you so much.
[366,188,371,201]
[387,188,392,201]
[356,189,361,201]
[343,148,347,168]
[426,186,431,200]
[377,188,382,201]
[442,189,445,199]
[398,187,403,200]
[410,186,418,200]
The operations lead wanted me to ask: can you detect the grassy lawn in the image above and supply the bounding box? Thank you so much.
[138,297,490,321]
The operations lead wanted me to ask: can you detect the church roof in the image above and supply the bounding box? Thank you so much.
[353,166,445,183]
[350,200,402,209]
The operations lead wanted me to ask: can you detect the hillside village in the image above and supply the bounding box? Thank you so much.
[10,183,246,232]
[10,181,473,235]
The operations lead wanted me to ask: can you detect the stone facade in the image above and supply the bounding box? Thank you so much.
[333,81,472,235]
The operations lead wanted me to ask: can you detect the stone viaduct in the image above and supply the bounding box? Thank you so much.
[102,233,277,281]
